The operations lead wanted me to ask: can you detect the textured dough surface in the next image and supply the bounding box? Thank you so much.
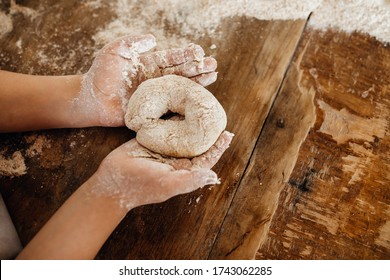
[125,75,227,157]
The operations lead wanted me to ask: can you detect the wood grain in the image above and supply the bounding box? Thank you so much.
[257,29,390,259]
[209,29,317,259]
[210,27,390,259]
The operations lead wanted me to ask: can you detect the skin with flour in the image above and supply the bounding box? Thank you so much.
[0,34,232,259]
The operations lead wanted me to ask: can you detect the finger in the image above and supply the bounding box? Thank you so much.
[190,72,218,87]
[162,168,219,196]
[140,43,205,69]
[192,131,234,169]
[102,34,157,58]
[161,57,217,77]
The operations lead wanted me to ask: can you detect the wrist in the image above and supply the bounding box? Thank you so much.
[66,74,104,128]
[83,170,134,214]
[71,73,127,128]
[79,172,130,217]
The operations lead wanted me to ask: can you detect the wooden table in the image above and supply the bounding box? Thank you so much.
[1,0,389,259]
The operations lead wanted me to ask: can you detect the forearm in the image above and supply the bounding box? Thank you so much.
[0,71,90,132]
[16,174,128,260]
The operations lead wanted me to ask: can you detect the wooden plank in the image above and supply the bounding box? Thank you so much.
[96,18,307,259]
[0,1,306,259]
[210,28,390,259]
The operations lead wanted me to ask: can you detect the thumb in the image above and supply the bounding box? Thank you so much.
[191,131,234,169]
[162,168,220,196]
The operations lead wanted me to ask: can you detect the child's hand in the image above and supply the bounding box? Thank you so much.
[90,131,233,210]
[75,34,218,127]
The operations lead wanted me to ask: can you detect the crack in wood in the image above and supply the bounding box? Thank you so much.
[224,216,272,258]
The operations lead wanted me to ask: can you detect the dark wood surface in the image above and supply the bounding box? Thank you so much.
[211,29,390,259]
[1,1,389,259]
[255,29,390,259]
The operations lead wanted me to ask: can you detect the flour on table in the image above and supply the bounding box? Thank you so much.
[309,0,390,44]
[25,135,51,158]
[93,0,390,47]
[0,151,27,177]
[0,11,13,38]
[93,0,321,48]
[0,0,40,39]
[0,135,52,177]
[1,0,388,76]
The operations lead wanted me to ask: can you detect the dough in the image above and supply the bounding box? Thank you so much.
[125,75,227,157]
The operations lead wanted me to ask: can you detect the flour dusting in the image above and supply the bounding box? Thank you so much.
[0,151,27,177]
[93,0,390,46]
[25,135,51,158]
[93,0,322,48]
[310,0,390,44]
[0,134,53,177]
[1,0,388,76]
[1,0,389,45]
[0,11,13,38]
[0,0,40,39]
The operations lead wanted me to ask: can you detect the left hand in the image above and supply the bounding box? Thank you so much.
[75,34,218,127]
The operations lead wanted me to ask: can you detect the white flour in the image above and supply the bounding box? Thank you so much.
[310,0,390,44]
[0,11,13,38]
[1,1,389,45]
[0,0,39,38]
[93,0,390,47]
[0,151,26,177]
[93,0,322,48]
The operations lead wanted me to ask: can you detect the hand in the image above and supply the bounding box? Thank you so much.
[75,34,218,127]
[90,131,233,210]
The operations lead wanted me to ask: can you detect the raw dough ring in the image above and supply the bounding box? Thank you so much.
[125,75,227,157]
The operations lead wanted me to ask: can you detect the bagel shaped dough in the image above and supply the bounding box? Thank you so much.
[125,75,227,157]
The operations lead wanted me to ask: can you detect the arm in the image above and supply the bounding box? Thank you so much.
[15,174,124,260]
[16,132,233,259]
[0,71,83,132]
